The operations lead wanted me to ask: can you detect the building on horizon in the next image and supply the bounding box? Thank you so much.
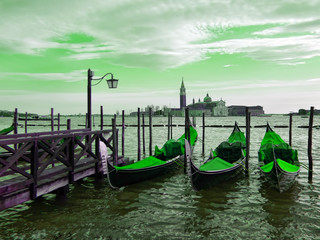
[228,105,264,116]
[165,79,228,117]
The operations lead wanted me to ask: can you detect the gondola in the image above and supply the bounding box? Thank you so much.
[258,123,300,193]
[188,122,246,191]
[0,123,14,135]
[106,125,198,188]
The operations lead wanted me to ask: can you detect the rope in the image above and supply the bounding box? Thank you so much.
[298,162,317,174]
[174,159,185,169]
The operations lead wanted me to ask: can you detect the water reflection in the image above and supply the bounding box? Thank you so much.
[259,179,301,239]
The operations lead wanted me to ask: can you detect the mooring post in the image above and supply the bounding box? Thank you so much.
[30,140,38,200]
[289,113,293,146]
[100,106,103,130]
[51,108,54,132]
[137,108,141,161]
[13,108,18,134]
[192,115,196,127]
[184,108,190,174]
[245,107,251,172]
[68,127,75,183]
[25,112,28,133]
[170,114,173,139]
[95,133,102,179]
[308,106,314,181]
[57,113,60,131]
[112,118,118,166]
[142,113,145,155]
[202,112,205,156]
[149,107,153,156]
[14,108,18,151]
[67,119,71,130]
[122,110,125,157]
[168,113,170,140]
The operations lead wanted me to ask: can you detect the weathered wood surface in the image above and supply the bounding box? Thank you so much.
[0,128,116,211]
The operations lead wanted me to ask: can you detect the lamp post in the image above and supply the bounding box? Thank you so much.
[87,68,119,130]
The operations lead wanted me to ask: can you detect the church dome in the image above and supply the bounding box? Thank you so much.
[204,93,212,103]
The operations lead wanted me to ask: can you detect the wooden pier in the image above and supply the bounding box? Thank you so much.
[0,128,118,211]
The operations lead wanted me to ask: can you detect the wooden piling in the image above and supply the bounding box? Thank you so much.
[289,113,292,146]
[184,108,190,174]
[245,107,251,172]
[202,112,205,156]
[14,108,18,135]
[112,118,118,166]
[100,106,103,130]
[57,113,60,131]
[14,108,18,151]
[25,112,28,133]
[149,108,152,156]
[142,113,145,155]
[170,114,173,139]
[30,141,38,200]
[168,113,171,140]
[51,108,54,132]
[137,108,141,161]
[68,125,74,183]
[122,110,125,157]
[67,119,71,130]
[308,106,314,181]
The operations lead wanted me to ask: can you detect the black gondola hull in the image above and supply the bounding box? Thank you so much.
[189,158,246,191]
[259,160,300,193]
[107,157,182,188]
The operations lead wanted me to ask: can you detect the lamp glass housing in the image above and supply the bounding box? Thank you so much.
[107,78,119,88]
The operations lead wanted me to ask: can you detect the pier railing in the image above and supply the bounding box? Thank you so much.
[0,128,117,210]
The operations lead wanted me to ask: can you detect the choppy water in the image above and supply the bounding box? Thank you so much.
[0,115,319,239]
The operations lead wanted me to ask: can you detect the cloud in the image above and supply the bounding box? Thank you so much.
[0,70,86,82]
[1,0,320,69]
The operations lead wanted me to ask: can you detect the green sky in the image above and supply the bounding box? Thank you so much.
[0,0,319,114]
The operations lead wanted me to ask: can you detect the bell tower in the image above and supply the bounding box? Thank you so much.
[180,77,186,109]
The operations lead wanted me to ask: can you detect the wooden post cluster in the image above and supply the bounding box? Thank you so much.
[245,107,251,172]
[308,106,314,181]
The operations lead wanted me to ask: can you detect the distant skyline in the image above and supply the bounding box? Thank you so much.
[1,0,320,115]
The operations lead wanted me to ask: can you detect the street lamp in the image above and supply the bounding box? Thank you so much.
[87,68,119,131]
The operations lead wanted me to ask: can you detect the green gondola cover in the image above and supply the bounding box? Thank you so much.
[114,156,166,170]
[259,130,298,165]
[200,157,234,171]
[114,126,198,170]
[215,128,246,163]
[154,126,198,160]
[0,123,14,135]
